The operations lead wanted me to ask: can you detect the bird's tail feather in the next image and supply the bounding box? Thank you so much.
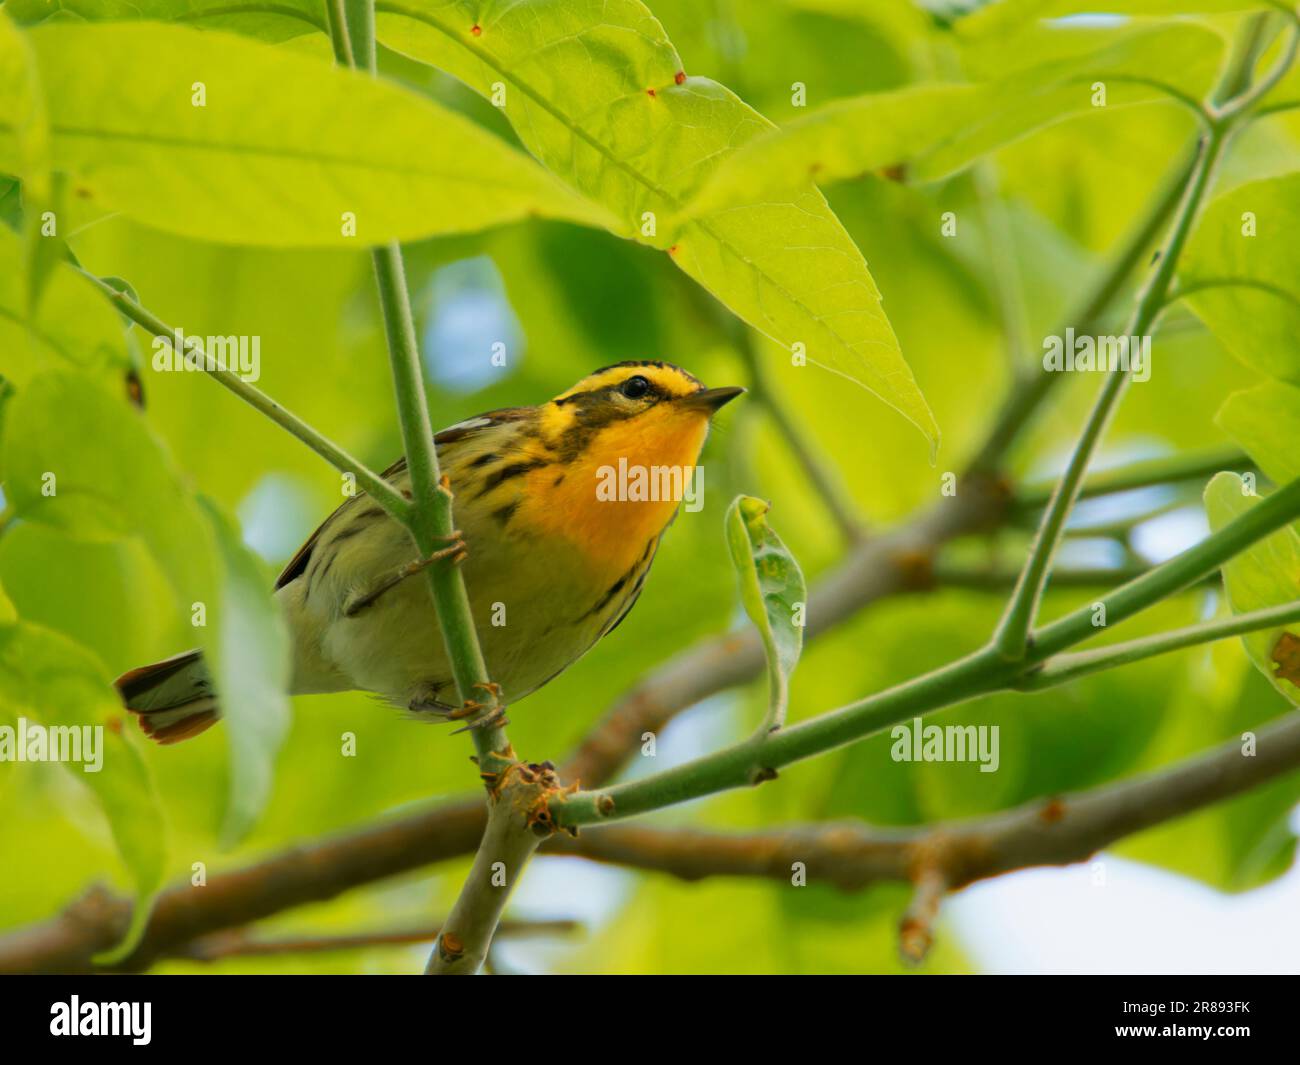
[115,649,220,744]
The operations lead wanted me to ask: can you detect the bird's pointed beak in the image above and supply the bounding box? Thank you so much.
[681,386,745,414]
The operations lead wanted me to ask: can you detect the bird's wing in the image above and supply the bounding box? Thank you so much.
[272,410,530,590]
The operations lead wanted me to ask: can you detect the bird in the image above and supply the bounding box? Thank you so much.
[115,361,743,743]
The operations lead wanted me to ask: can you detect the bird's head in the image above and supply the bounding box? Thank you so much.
[526,362,743,567]
[543,361,743,463]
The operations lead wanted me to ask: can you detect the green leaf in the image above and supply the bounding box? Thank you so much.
[1179,173,1300,384]
[0,5,50,204]
[6,0,324,43]
[8,21,607,247]
[1,372,289,840]
[1217,380,1300,486]
[0,619,167,955]
[0,574,15,622]
[199,498,292,846]
[1204,472,1300,705]
[0,224,132,388]
[0,371,219,592]
[684,22,1221,215]
[376,0,940,452]
[725,495,806,732]
[959,0,1262,37]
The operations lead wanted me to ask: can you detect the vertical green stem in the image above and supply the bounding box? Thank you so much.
[990,123,1230,660]
[326,0,523,977]
[342,0,375,73]
[330,1,507,759]
[963,143,1200,478]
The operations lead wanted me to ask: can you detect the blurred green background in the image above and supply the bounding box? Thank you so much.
[3,0,1300,973]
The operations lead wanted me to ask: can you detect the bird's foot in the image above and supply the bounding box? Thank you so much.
[342,533,466,618]
[410,694,480,720]
[452,703,511,735]
[428,529,469,566]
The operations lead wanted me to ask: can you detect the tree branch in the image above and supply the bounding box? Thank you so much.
[80,271,412,523]
[9,705,1297,973]
[991,123,1232,660]
[421,760,571,974]
[547,708,1300,924]
[1012,445,1254,511]
[0,801,487,974]
[552,474,1300,829]
[179,918,577,961]
[1019,599,1300,690]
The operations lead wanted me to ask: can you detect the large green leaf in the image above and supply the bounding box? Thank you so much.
[684,23,1221,215]
[725,496,806,733]
[199,499,291,846]
[6,0,324,42]
[1217,380,1300,486]
[0,6,49,203]
[2,21,606,247]
[1179,173,1300,384]
[376,0,939,452]
[1,372,288,841]
[0,618,166,952]
[1204,472,1300,705]
[0,224,131,388]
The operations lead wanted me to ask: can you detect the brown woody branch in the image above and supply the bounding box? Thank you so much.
[8,706,1294,973]
[180,918,578,961]
[553,713,1300,887]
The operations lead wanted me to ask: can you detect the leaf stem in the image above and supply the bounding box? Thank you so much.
[1214,18,1300,122]
[554,473,1300,829]
[1029,476,1300,660]
[990,123,1231,661]
[342,0,376,73]
[324,0,354,65]
[1017,599,1300,690]
[1013,445,1254,510]
[964,142,1200,477]
[79,270,411,523]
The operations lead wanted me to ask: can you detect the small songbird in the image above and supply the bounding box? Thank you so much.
[116,362,743,743]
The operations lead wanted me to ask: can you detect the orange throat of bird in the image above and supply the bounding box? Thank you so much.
[522,408,711,573]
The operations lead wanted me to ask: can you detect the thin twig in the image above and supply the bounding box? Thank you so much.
[79,271,411,523]
[991,116,1234,660]
[1018,599,1300,690]
[1013,446,1254,510]
[549,708,1300,895]
[180,919,577,961]
[552,475,1300,828]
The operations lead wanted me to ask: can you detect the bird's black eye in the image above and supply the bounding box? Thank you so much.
[621,375,651,399]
